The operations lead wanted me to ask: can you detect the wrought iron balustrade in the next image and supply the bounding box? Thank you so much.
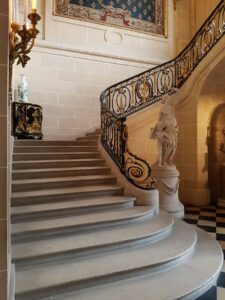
[100,0,225,190]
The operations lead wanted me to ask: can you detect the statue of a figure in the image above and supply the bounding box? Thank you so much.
[150,95,179,166]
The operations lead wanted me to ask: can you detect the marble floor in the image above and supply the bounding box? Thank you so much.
[184,205,225,300]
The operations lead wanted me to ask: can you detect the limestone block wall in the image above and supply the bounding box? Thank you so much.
[0,1,10,299]
[126,104,161,166]
[13,0,190,140]
[14,49,153,140]
[192,0,221,33]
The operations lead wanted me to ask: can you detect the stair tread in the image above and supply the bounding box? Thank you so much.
[12,184,122,198]
[13,158,105,164]
[12,174,116,185]
[14,145,97,148]
[14,151,100,155]
[15,220,197,294]
[11,196,135,214]
[14,139,97,142]
[12,166,109,174]
[12,206,153,234]
[12,211,172,261]
[39,228,222,300]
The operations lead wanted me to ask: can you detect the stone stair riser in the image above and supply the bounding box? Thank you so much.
[12,177,117,193]
[12,160,106,170]
[11,187,124,206]
[11,201,134,223]
[14,251,192,300]
[12,213,153,244]
[12,168,111,180]
[76,136,99,141]
[14,146,98,153]
[13,228,171,270]
[14,140,98,146]
[13,153,101,161]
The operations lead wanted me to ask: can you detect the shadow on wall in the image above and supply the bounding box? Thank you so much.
[208,103,225,204]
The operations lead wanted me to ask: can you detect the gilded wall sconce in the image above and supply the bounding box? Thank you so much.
[9,0,41,99]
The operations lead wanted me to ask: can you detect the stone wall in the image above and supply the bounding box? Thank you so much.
[0,1,10,299]
[13,0,181,140]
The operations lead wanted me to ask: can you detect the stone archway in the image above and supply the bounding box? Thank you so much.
[208,103,225,204]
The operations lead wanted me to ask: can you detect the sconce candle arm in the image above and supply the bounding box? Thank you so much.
[8,8,41,101]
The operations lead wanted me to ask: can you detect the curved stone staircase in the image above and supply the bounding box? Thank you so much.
[11,131,223,300]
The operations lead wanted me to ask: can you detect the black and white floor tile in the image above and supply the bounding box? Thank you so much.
[184,205,225,300]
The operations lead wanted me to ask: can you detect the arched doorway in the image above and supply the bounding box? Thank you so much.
[208,103,225,204]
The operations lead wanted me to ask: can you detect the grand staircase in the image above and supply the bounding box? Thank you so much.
[11,131,223,300]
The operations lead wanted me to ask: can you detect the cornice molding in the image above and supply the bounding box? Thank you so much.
[34,40,166,68]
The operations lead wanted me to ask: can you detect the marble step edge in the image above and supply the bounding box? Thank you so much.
[13,153,101,161]
[14,140,98,146]
[12,196,135,214]
[12,159,106,170]
[13,146,98,153]
[14,145,98,148]
[12,212,172,265]
[11,185,124,206]
[12,174,116,185]
[12,207,155,244]
[13,152,100,156]
[13,213,174,270]
[14,220,197,299]
[12,167,110,180]
[31,228,223,300]
[12,175,117,193]
[15,254,193,300]
[76,136,99,140]
[11,197,135,223]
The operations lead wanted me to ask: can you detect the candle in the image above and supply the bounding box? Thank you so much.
[31,0,37,10]
[23,0,28,24]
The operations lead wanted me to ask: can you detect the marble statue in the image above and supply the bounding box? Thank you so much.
[150,90,184,218]
[150,94,179,166]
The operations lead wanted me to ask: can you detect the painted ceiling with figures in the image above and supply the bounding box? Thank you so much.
[54,0,164,35]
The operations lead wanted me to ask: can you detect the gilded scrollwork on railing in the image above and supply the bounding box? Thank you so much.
[100,0,225,190]
[123,124,154,190]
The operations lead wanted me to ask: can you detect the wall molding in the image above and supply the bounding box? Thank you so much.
[34,40,166,68]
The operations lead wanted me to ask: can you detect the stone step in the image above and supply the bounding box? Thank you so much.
[12,166,110,180]
[11,185,124,206]
[86,131,100,136]
[11,196,136,223]
[14,220,198,300]
[76,135,99,141]
[12,206,154,244]
[32,228,223,300]
[12,159,106,170]
[13,146,98,153]
[12,175,117,193]
[12,211,172,269]
[14,140,97,146]
[13,152,101,161]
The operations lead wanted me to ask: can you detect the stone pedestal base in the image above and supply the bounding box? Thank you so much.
[151,165,184,218]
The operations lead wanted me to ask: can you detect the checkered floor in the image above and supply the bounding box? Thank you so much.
[184,205,225,300]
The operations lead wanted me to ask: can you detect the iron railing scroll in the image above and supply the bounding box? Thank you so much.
[100,0,225,190]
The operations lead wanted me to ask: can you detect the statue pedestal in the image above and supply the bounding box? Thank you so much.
[151,165,184,218]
